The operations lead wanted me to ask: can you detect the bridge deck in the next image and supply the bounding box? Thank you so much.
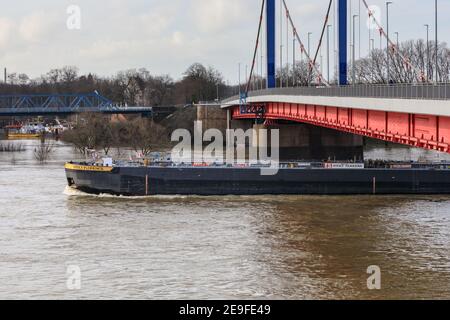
[223,85,450,117]
[223,85,450,154]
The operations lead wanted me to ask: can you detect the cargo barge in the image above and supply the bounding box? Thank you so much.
[65,160,450,196]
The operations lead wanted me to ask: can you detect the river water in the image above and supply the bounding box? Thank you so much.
[1,138,450,300]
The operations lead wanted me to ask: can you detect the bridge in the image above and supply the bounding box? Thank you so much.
[222,0,450,155]
[0,93,154,117]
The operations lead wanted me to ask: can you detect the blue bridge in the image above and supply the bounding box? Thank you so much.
[0,92,154,116]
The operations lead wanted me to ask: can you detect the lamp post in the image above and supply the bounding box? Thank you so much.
[307,32,312,58]
[386,1,393,84]
[308,32,312,85]
[352,15,358,84]
[238,63,241,97]
[370,39,375,82]
[327,25,332,83]
[293,34,296,87]
[435,0,438,83]
[425,24,430,81]
[216,83,220,101]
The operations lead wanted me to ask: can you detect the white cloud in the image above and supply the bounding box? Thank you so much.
[0,18,14,48]
[171,31,185,46]
[18,11,59,43]
[190,0,251,33]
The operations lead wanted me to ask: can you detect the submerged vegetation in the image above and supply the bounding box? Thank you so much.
[34,142,55,164]
[0,143,26,152]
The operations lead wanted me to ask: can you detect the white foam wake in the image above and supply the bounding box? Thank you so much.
[63,185,190,200]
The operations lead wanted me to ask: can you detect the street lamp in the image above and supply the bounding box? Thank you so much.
[327,25,332,83]
[293,34,296,87]
[352,15,359,84]
[216,83,220,101]
[307,32,312,58]
[435,0,439,83]
[238,63,241,96]
[386,2,393,84]
[308,32,312,85]
[370,38,375,82]
[425,24,430,80]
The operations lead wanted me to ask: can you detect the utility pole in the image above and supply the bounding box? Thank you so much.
[353,15,358,85]
[425,24,430,81]
[394,32,399,48]
[386,2,393,84]
[3,68,6,83]
[327,25,332,83]
[435,0,438,83]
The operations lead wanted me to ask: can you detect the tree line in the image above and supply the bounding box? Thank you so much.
[0,63,238,106]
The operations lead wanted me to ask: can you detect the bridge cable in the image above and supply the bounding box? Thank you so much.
[311,0,333,71]
[245,0,266,95]
[282,0,330,86]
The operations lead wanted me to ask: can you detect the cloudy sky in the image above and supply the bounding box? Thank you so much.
[0,0,449,83]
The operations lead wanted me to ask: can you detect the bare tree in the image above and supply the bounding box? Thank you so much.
[34,142,55,163]
[62,113,113,154]
[351,40,450,84]
[127,118,169,156]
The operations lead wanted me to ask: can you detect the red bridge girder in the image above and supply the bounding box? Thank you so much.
[231,102,450,154]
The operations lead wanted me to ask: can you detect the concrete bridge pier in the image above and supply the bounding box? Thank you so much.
[275,122,363,161]
[230,120,363,161]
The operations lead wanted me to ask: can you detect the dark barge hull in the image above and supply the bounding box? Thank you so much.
[65,165,450,196]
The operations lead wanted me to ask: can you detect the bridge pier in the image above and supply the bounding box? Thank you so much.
[230,119,363,161]
[273,122,363,161]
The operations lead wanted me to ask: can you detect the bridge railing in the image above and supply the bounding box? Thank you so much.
[224,83,450,103]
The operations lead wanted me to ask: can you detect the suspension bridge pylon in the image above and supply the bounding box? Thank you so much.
[338,0,348,85]
[266,0,276,88]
